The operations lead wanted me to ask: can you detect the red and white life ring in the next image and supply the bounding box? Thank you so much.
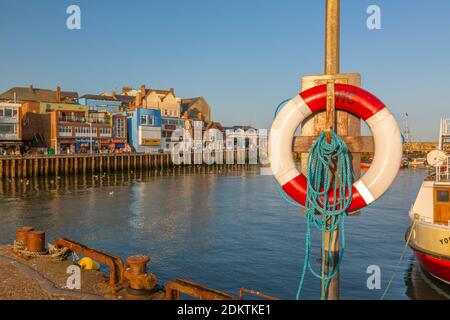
[269,84,402,212]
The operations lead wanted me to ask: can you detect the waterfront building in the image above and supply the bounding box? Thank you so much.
[0,85,78,104]
[0,102,22,154]
[22,107,117,154]
[112,114,128,151]
[20,100,90,154]
[161,117,185,152]
[127,108,162,153]
[181,97,212,124]
[125,85,181,118]
[78,95,123,113]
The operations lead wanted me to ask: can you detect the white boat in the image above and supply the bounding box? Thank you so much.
[407,118,450,285]
[409,157,427,168]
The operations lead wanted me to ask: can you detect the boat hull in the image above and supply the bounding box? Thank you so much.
[415,251,450,284]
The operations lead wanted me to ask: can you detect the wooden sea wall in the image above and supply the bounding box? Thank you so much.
[0,151,257,179]
[0,154,172,179]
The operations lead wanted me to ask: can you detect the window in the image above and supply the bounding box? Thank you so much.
[0,123,17,134]
[437,190,450,203]
[140,115,155,126]
[99,127,111,136]
[59,126,73,136]
[0,109,3,117]
[114,118,125,138]
[4,109,12,117]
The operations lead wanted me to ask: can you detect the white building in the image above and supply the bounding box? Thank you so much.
[0,102,22,150]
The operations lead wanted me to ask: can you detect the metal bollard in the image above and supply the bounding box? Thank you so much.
[123,255,158,294]
[16,226,34,244]
[26,231,46,253]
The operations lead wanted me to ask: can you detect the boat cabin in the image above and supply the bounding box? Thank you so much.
[411,152,450,226]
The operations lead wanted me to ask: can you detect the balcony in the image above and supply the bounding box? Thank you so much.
[58,116,86,123]
[90,119,111,125]
[75,131,96,138]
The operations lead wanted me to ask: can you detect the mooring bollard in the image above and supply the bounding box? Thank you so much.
[26,231,46,253]
[123,255,158,295]
[15,226,35,250]
[127,255,150,276]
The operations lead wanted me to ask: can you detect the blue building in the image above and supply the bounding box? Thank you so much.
[127,108,163,153]
[78,95,123,114]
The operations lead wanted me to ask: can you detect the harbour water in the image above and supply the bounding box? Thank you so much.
[0,167,449,300]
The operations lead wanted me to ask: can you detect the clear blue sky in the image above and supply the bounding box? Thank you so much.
[1,0,449,140]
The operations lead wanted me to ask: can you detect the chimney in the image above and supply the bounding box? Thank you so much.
[170,87,175,95]
[56,86,61,102]
[28,85,33,93]
[112,91,117,99]
[140,84,146,97]
[135,92,142,107]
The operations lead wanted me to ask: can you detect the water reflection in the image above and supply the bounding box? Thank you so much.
[0,165,257,196]
[0,167,446,299]
[404,257,450,300]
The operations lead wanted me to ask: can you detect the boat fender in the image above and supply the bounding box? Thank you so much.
[78,257,101,271]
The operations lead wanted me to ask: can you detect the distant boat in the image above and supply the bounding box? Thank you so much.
[409,157,427,168]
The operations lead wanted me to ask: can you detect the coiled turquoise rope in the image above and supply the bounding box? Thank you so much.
[274,99,356,300]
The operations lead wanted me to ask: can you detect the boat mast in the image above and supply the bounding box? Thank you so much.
[404,113,411,145]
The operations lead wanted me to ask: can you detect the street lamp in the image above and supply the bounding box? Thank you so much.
[89,121,93,154]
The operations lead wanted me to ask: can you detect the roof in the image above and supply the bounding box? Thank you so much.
[80,94,134,105]
[180,97,203,114]
[224,125,257,131]
[206,121,224,131]
[114,95,134,104]
[146,89,174,95]
[0,87,78,103]
[62,91,79,99]
[80,94,118,102]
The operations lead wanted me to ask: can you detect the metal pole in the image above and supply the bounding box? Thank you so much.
[325,0,340,75]
[323,0,340,300]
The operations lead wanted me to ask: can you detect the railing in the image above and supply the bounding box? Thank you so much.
[75,133,96,138]
[443,119,450,136]
[436,156,450,182]
[59,116,86,123]
[90,119,111,125]
[58,131,73,137]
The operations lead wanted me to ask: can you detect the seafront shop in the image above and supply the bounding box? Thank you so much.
[73,138,128,154]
